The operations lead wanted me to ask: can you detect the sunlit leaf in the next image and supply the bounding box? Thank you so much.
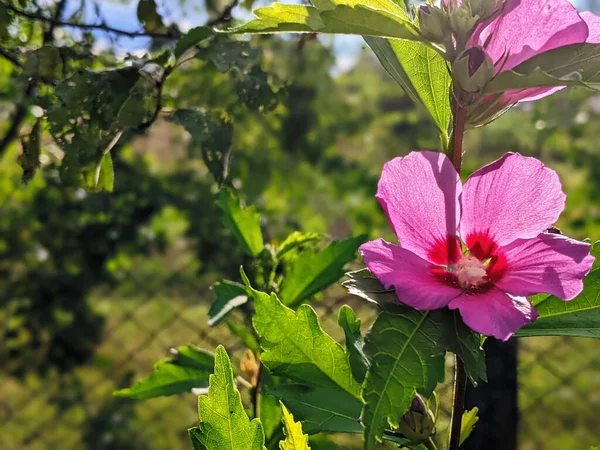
[276,231,321,258]
[189,346,266,450]
[231,4,419,41]
[279,402,311,450]
[460,407,479,445]
[247,283,362,399]
[365,38,451,135]
[114,346,214,399]
[216,188,264,257]
[280,234,366,307]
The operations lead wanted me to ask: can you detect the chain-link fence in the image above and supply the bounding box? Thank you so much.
[2,271,599,450]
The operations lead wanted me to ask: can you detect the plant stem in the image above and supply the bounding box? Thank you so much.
[425,437,440,450]
[449,356,467,450]
[448,91,468,450]
[450,96,466,173]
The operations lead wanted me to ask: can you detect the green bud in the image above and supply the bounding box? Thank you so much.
[397,395,436,444]
[465,0,505,21]
[452,46,494,93]
[418,5,449,43]
[448,4,479,40]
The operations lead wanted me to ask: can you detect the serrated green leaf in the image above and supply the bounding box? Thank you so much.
[445,311,487,385]
[276,232,321,258]
[114,346,214,399]
[231,4,419,41]
[175,26,213,59]
[460,407,479,445]
[365,38,451,134]
[279,402,311,450]
[361,308,448,450]
[484,43,600,94]
[216,188,264,257]
[280,235,366,307]
[344,269,486,384]
[338,305,369,383]
[515,242,600,338]
[247,286,362,399]
[209,280,248,327]
[191,346,265,450]
[268,384,363,434]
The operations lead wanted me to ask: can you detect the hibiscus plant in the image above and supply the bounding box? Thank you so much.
[113,0,600,449]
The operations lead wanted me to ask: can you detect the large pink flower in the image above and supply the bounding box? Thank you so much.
[360,152,594,340]
[463,0,600,120]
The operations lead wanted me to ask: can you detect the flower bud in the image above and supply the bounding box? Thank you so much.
[418,5,449,43]
[452,46,494,93]
[449,4,480,40]
[465,0,505,20]
[240,349,260,387]
[397,395,436,444]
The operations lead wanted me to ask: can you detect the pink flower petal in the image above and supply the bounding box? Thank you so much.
[360,238,462,310]
[494,233,594,299]
[449,287,538,340]
[460,153,565,248]
[376,151,462,265]
[471,0,588,72]
[581,11,600,44]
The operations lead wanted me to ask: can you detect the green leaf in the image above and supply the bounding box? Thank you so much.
[361,308,448,450]
[279,402,311,450]
[343,269,486,384]
[23,45,63,81]
[114,345,214,399]
[365,38,451,135]
[174,26,213,59]
[280,235,366,307]
[168,108,233,184]
[95,152,115,193]
[226,320,261,353]
[231,4,420,41]
[137,0,167,33]
[268,384,363,434]
[337,305,369,383]
[515,242,600,338]
[209,280,248,326]
[247,286,362,399]
[484,43,600,94]
[460,407,479,446]
[190,346,266,450]
[216,188,264,257]
[18,119,42,184]
[342,268,397,305]
[445,311,487,385]
[276,232,321,258]
[197,38,261,73]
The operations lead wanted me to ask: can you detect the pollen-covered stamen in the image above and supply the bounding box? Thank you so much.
[451,256,489,290]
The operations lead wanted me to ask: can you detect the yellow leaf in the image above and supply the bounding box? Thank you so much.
[279,402,311,450]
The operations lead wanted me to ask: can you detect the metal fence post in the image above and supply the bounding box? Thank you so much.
[463,338,519,450]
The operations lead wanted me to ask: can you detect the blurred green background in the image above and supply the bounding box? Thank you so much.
[1,1,600,449]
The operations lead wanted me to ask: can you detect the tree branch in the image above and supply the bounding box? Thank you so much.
[206,0,240,27]
[0,47,22,67]
[4,3,179,40]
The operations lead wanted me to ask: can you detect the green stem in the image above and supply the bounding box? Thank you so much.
[448,91,468,450]
[425,437,440,450]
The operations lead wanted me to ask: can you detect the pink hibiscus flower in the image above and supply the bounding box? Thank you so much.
[360,152,594,340]
[454,0,600,123]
